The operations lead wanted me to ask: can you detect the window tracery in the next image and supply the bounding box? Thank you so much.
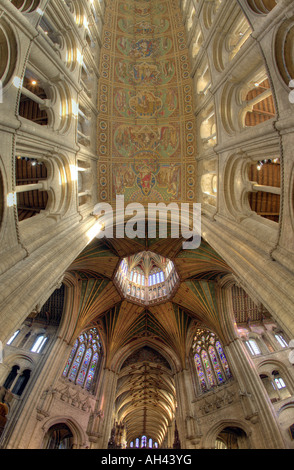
[192,329,232,393]
[129,436,158,448]
[62,328,102,392]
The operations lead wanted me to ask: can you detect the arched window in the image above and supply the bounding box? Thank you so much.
[274,334,288,348]
[62,328,102,392]
[31,334,48,353]
[12,369,31,396]
[245,338,261,356]
[3,365,20,390]
[192,329,232,393]
[6,330,20,345]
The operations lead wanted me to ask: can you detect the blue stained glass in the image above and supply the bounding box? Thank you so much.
[68,344,85,381]
[63,340,78,377]
[76,348,92,386]
[201,350,216,387]
[194,353,207,391]
[85,352,99,391]
[216,341,231,378]
[209,345,224,383]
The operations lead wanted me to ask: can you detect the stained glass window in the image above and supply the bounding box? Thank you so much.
[76,348,92,386]
[85,352,99,391]
[194,353,207,391]
[63,339,78,377]
[201,350,216,387]
[192,329,232,393]
[209,346,224,383]
[68,344,85,381]
[63,328,101,392]
[216,341,231,378]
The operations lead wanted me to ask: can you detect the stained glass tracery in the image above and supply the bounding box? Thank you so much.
[192,329,232,393]
[62,328,101,392]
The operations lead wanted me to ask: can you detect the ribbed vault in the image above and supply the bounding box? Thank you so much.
[65,233,235,444]
[115,347,176,445]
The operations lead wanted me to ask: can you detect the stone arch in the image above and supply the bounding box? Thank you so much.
[258,358,294,394]
[275,16,294,87]
[0,17,18,90]
[41,416,87,449]
[11,0,41,13]
[247,0,277,15]
[204,418,252,449]
[110,337,181,375]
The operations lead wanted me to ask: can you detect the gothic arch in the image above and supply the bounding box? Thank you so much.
[41,416,87,449]
[204,418,252,449]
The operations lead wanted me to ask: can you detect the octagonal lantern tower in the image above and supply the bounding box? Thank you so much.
[113,251,179,306]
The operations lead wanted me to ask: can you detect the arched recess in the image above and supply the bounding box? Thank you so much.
[204,419,252,449]
[0,17,18,90]
[275,16,294,87]
[41,416,87,449]
[258,359,294,401]
[11,0,41,13]
[247,0,277,15]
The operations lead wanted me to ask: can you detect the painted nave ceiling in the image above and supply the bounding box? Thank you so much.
[97,0,196,204]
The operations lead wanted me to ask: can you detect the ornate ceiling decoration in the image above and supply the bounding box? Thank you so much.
[97,0,197,205]
[113,251,179,305]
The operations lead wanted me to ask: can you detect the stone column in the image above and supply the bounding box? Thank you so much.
[87,367,118,449]
[216,277,286,449]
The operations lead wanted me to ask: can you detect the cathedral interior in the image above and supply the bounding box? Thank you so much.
[0,0,294,450]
